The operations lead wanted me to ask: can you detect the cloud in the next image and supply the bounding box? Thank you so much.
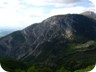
[89,0,96,7]
[0,0,95,29]
[85,0,96,12]
[49,0,95,16]
[22,0,91,7]
[50,6,87,16]
[0,0,45,29]
[21,8,44,17]
[46,0,88,3]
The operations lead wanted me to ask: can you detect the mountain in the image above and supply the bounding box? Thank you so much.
[0,14,96,72]
[81,11,96,20]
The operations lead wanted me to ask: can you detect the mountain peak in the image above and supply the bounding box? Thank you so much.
[82,11,95,15]
[81,11,96,20]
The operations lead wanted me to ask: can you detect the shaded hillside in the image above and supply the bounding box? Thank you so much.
[0,14,96,72]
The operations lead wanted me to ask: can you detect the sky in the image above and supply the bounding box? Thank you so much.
[0,0,96,30]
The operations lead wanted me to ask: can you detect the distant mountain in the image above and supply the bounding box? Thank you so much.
[0,29,13,38]
[81,11,96,20]
[0,14,96,72]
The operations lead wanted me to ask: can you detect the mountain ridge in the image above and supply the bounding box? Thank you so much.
[0,14,96,59]
[0,13,96,71]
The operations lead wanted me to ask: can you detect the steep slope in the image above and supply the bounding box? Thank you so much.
[0,14,96,59]
[0,14,96,71]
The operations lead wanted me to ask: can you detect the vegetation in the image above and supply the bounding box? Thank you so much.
[8,65,95,72]
[0,40,96,72]
[0,54,95,72]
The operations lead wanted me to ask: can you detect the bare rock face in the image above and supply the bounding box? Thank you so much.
[0,14,96,62]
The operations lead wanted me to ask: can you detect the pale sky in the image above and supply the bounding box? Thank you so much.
[0,0,95,30]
